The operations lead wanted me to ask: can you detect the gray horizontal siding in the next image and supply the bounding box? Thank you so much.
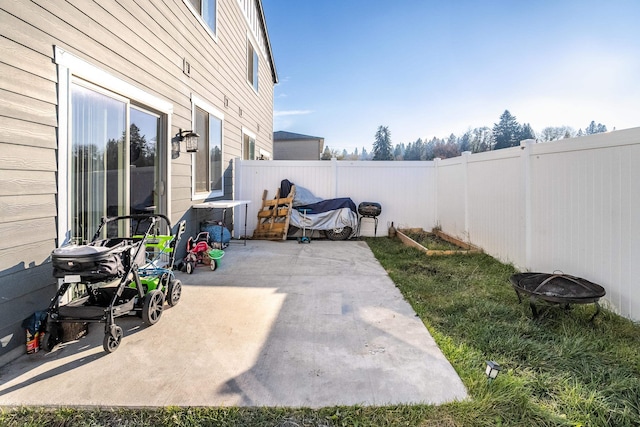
[274,141,322,160]
[0,0,275,362]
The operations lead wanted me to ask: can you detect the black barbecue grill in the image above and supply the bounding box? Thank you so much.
[357,202,382,237]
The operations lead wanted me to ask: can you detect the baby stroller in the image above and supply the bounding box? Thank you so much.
[43,214,184,353]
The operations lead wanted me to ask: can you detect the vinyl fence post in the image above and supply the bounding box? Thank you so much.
[462,151,472,241]
[520,139,535,270]
[331,157,338,198]
[433,157,441,229]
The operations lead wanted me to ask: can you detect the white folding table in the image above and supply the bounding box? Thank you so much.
[192,200,251,246]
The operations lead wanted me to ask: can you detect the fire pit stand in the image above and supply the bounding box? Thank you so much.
[509,272,606,321]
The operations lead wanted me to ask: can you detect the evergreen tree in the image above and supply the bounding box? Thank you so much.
[393,143,404,160]
[321,146,332,160]
[406,138,426,160]
[519,123,536,142]
[493,110,521,149]
[586,121,608,134]
[424,138,438,160]
[459,131,471,153]
[372,126,393,160]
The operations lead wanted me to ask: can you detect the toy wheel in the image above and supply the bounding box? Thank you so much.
[142,289,164,325]
[210,259,217,271]
[166,279,182,306]
[326,226,353,241]
[186,262,194,274]
[103,325,123,353]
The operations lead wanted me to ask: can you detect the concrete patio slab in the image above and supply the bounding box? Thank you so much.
[0,240,467,408]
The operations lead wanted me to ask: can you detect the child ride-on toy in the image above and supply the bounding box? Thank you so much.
[183,232,225,273]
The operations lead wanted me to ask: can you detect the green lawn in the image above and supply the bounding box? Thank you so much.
[2,237,639,426]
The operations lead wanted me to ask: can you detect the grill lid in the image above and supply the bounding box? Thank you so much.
[358,202,381,217]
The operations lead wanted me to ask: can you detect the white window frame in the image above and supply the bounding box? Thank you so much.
[54,46,173,246]
[191,94,225,201]
[183,0,218,42]
[242,127,257,160]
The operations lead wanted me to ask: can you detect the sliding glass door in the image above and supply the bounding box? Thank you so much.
[70,82,164,242]
[130,107,160,215]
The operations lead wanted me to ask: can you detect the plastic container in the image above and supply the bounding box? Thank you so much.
[207,249,225,271]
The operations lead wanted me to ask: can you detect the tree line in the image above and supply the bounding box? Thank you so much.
[322,110,608,161]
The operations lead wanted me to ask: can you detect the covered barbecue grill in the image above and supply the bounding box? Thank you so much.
[510,272,606,321]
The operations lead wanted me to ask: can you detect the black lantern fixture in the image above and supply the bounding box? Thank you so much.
[485,360,502,381]
[177,129,200,153]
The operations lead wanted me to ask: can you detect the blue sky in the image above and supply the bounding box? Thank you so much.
[262,0,640,153]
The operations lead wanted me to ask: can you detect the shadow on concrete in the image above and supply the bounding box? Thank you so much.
[0,240,466,407]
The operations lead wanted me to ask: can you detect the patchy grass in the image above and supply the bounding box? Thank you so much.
[366,236,640,426]
[2,237,640,426]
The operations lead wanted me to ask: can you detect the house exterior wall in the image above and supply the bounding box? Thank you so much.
[273,139,323,160]
[0,0,275,364]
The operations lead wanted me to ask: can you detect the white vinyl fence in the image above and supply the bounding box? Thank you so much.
[234,127,640,321]
[234,159,436,238]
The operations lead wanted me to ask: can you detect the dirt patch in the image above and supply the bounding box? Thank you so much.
[396,228,482,256]
[401,230,462,251]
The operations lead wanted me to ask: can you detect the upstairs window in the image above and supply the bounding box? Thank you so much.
[186,0,217,37]
[247,40,258,92]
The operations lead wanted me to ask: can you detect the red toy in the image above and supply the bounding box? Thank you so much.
[183,232,211,274]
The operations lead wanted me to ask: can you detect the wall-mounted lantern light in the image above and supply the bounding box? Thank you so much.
[177,129,200,153]
[485,360,502,381]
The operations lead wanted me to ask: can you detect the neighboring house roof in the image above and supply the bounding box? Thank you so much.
[257,0,278,84]
[274,131,323,141]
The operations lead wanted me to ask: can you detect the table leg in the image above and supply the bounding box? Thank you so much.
[243,203,248,245]
[221,208,227,248]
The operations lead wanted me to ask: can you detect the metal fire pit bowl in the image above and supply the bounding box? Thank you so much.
[509,272,606,321]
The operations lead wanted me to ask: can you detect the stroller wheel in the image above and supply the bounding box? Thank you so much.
[210,260,217,271]
[41,325,60,352]
[166,279,182,307]
[103,325,123,353]
[186,262,194,274]
[142,290,164,325]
